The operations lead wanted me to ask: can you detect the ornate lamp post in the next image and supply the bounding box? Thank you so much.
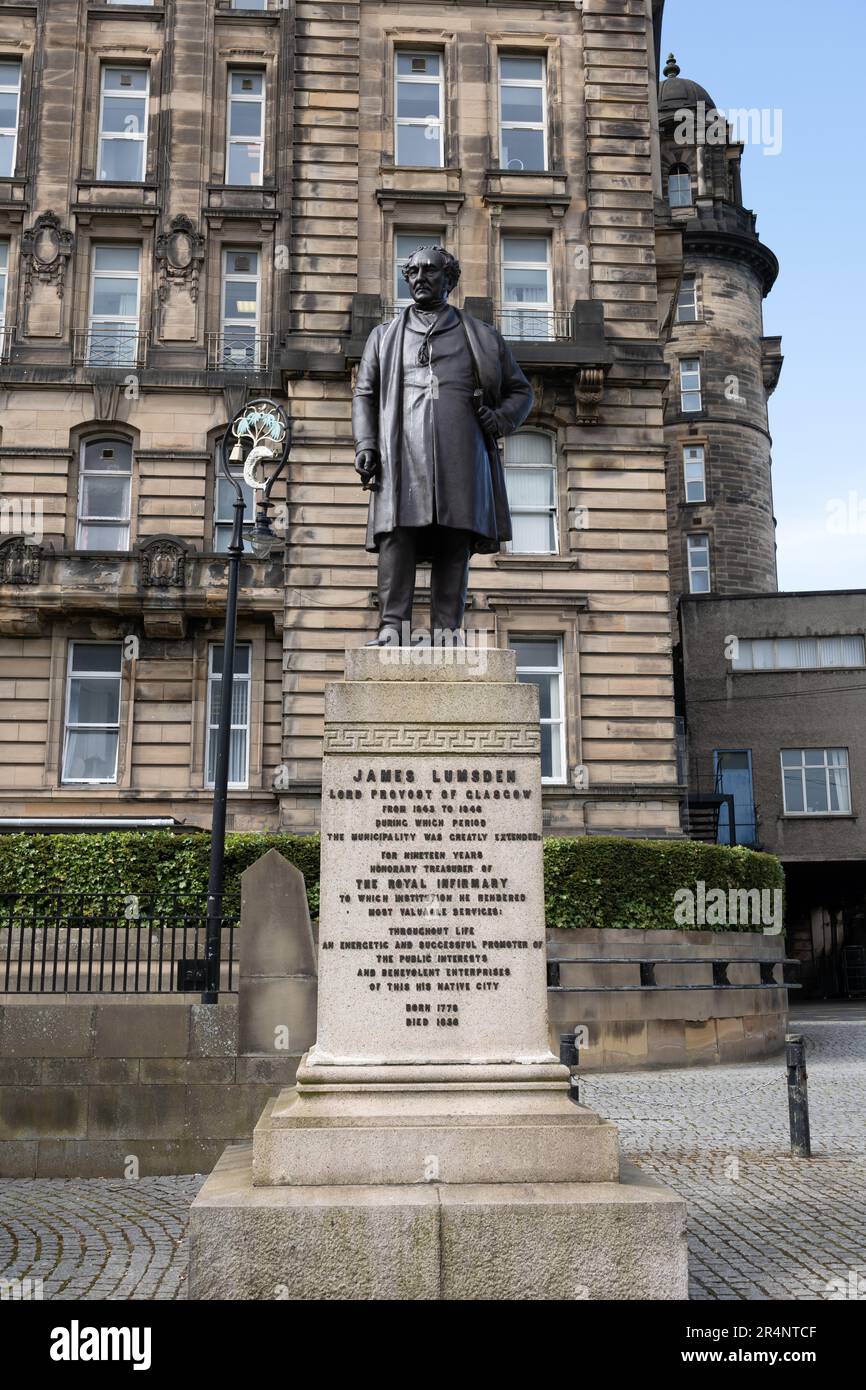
[202,398,292,1003]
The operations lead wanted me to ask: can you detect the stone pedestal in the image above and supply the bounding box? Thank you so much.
[190,648,688,1300]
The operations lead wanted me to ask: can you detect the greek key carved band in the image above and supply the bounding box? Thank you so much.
[324,724,541,755]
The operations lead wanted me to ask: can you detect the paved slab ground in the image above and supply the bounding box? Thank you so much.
[0,1004,863,1300]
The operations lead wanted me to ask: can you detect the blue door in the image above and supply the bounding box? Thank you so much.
[714,750,757,846]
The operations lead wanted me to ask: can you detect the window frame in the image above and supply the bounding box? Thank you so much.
[503,430,559,555]
[61,641,124,787]
[205,642,252,791]
[732,635,866,672]
[676,274,698,323]
[668,164,692,208]
[686,533,711,593]
[510,634,566,786]
[220,246,262,367]
[75,438,133,553]
[87,243,142,367]
[394,50,445,169]
[500,233,553,341]
[225,67,266,187]
[498,53,548,172]
[97,65,150,184]
[780,747,852,818]
[0,59,22,179]
[679,357,702,413]
[0,239,8,355]
[683,444,706,503]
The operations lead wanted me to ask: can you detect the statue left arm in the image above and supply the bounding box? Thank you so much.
[485,339,535,437]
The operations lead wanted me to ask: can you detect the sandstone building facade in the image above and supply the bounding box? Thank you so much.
[0,0,682,840]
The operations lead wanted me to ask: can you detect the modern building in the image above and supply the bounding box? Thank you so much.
[680,592,866,996]
[0,0,684,841]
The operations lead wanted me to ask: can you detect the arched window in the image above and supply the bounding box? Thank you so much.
[75,438,132,551]
[668,163,692,208]
[503,431,558,554]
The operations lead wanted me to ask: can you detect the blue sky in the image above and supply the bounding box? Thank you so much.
[662,0,866,591]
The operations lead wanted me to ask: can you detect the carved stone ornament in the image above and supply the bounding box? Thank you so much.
[0,536,42,585]
[21,212,74,300]
[139,537,187,589]
[323,724,541,755]
[155,215,206,303]
[576,367,606,425]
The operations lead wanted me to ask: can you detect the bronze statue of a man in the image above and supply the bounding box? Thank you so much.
[352,246,534,644]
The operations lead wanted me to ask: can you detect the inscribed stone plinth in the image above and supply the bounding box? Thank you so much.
[189,648,688,1299]
[254,647,621,1187]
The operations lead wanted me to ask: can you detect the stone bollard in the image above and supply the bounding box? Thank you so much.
[238,849,318,1059]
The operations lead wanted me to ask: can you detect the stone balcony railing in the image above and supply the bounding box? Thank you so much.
[0,536,285,638]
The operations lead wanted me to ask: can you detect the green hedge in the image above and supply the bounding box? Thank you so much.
[0,832,782,933]
[544,836,784,933]
[0,832,321,922]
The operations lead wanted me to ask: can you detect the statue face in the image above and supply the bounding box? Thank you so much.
[404,251,451,307]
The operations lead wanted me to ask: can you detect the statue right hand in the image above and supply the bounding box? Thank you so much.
[355,450,380,490]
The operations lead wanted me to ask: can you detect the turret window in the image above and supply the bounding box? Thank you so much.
[683,445,706,503]
[687,534,711,593]
[679,358,702,412]
[676,275,698,323]
[668,164,692,208]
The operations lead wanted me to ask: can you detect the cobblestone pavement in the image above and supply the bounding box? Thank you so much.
[0,1176,203,1300]
[582,1004,866,1300]
[0,1006,863,1301]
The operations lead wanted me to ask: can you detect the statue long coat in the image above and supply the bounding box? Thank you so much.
[352,306,534,555]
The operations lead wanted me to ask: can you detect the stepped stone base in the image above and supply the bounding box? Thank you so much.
[253,1060,621,1186]
[189,1142,689,1302]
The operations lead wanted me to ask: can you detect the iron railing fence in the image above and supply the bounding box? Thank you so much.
[206,333,273,372]
[73,330,150,369]
[494,308,575,341]
[0,892,237,995]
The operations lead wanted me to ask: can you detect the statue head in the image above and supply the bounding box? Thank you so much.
[402,246,462,308]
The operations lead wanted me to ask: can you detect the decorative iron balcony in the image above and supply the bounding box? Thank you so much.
[495,309,574,342]
[0,323,13,364]
[73,329,150,369]
[207,333,273,372]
